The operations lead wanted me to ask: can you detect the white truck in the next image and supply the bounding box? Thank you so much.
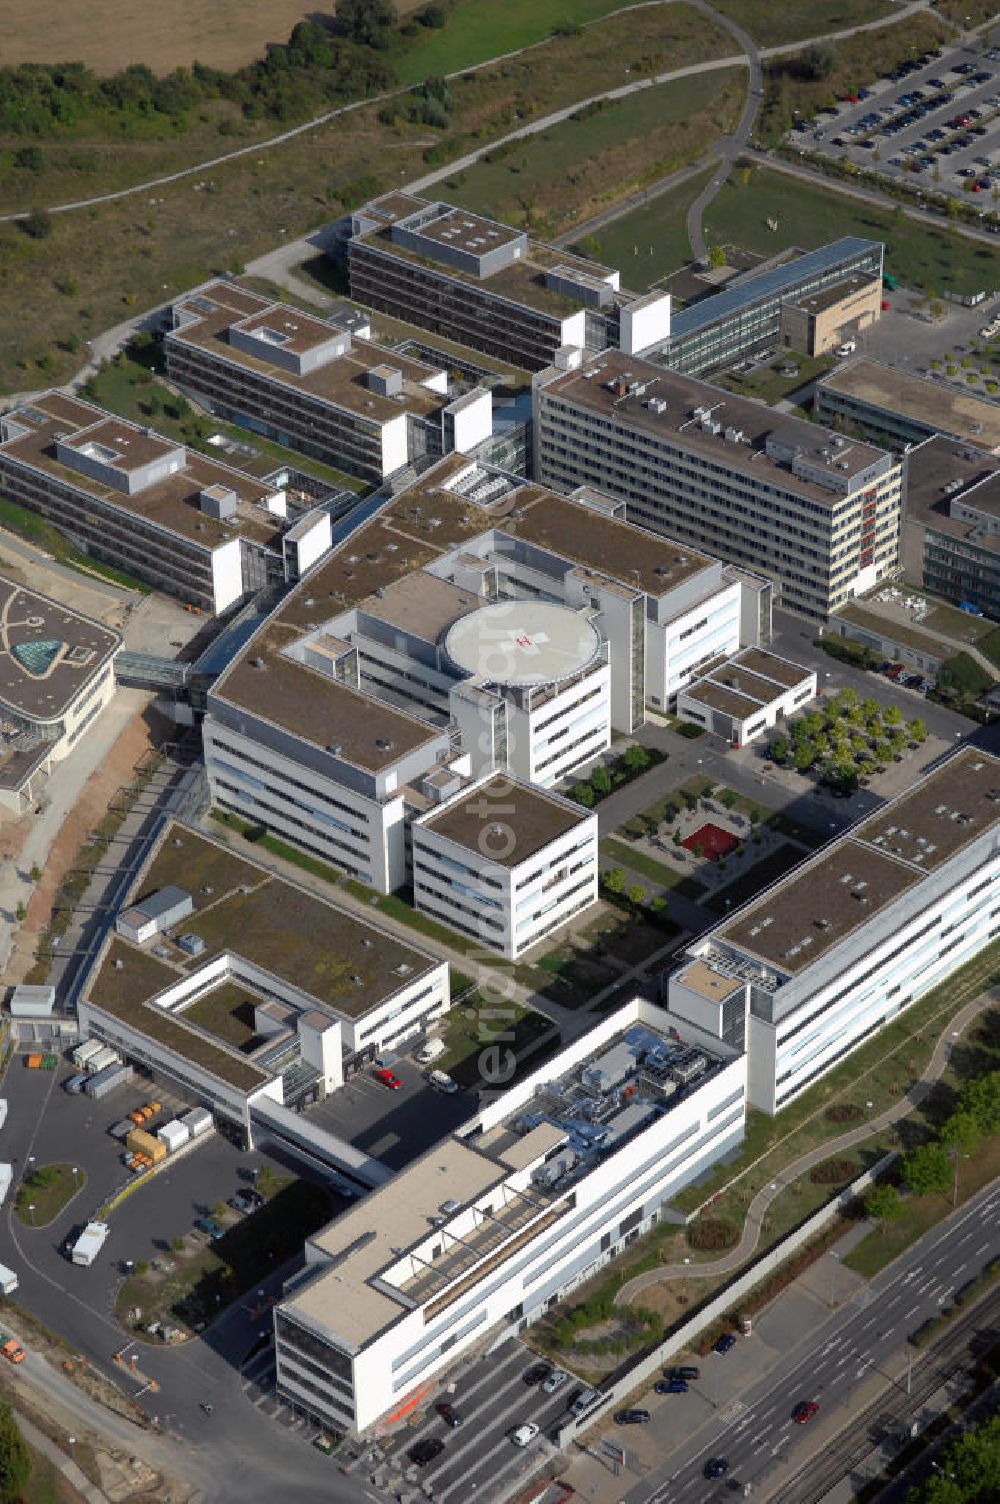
[0,1166,12,1206]
[71,1221,109,1267]
[0,1100,7,1131]
[0,1265,18,1296]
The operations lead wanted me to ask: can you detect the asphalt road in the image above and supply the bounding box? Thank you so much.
[625,1177,1000,1501]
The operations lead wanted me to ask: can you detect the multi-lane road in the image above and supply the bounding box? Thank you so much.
[625,1178,1000,1501]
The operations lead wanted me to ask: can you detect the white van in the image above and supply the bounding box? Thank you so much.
[427,1069,459,1094]
[417,1038,446,1066]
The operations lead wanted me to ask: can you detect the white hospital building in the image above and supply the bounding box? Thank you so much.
[204,453,773,946]
[670,747,1000,1114]
[273,997,745,1433]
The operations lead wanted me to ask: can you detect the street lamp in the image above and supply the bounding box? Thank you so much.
[68,1436,76,1461]
[27,1203,36,1226]
[71,1166,79,1187]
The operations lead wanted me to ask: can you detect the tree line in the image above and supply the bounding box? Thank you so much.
[0,0,447,143]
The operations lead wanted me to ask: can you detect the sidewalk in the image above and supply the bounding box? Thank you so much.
[13,1406,110,1504]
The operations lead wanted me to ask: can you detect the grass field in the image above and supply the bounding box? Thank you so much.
[713,0,898,47]
[15,1165,84,1228]
[445,68,741,238]
[395,0,641,85]
[588,161,1000,296]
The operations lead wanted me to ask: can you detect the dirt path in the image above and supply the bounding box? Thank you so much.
[3,709,160,986]
[618,987,997,1303]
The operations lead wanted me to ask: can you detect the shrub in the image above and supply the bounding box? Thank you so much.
[676,721,705,738]
[824,1103,863,1123]
[809,1158,857,1185]
[687,1217,739,1251]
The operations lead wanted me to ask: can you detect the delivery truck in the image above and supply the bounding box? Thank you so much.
[86,1046,120,1075]
[0,1265,18,1296]
[72,1039,104,1070]
[71,1222,109,1267]
[85,1063,134,1101]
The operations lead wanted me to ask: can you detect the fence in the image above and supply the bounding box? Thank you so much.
[553,1151,897,1451]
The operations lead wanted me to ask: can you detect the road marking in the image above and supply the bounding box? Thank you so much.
[903,1304,921,1319]
[975,1242,991,1256]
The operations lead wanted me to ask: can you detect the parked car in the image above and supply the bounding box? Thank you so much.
[704,1457,729,1479]
[64,1073,88,1094]
[194,1217,224,1240]
[793,1400,820,1424]
[426,1069,459,1094]
[372,1067,403,1091]
[615,1409,651,1425]
[542,1367,569,1394]
[1,1339,25,1365]
[523,1362,551,1387]
[409,1438,444,1467]
[436,1402,462,1429]
[655,1378,689,1394]
[509,1423,539,1447]
[671,1365,700,1381]
[417,1038,446,1066]
[713,1332,737,1355]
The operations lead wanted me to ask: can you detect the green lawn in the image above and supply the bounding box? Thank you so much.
[15,1165,84,1228]
[712,0,896,46]
[437,992,557,1087]
[395,0,639,84]
[446,69,740,233]
[702,167,998,299]
[573,164,714,286]
[717,351,836,405]
[601,837,708,899]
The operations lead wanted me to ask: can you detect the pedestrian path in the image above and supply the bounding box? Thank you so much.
[620,987,996,1303]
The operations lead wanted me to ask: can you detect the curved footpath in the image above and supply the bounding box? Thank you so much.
[620,986,997,1303]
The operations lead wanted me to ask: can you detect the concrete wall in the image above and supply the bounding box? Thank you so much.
[552,1151,897,1450]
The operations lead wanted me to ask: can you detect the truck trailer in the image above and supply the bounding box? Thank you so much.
[85,1063,134,1100]
[71,1222,109,1267]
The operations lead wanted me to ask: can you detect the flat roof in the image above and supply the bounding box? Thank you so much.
[220,634,442,773]
[716,748,1000,975]
[169,282,448,423]
[1,392,282,550]
[683,679,765,719]
[819,359,1000,452]
[677,958,745,1002]
[734,647,813,688]
[542,351,889,509]
[443,601,603,688]
[670,238,881,337]
[87,823,441,1071]
[412,204,525,255]
[0,574,120,723]
[418,774,591,868]
[359,571,480,645]
[62,417,179,471]
[787,273,878,316]
[360,224,614,320]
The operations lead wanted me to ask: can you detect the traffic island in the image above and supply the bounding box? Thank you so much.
[14,1164,86,1228]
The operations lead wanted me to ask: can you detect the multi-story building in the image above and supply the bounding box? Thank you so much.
[204,453,773,908]
[899,435,1000,619]
[816,358,1000,456]
[273,997,745,1434]
[412,773,598,958]
[164,280,492,482]
[670,747,1000,1114]
[654,238,883,376]
[0,573,121,811]
[675,647,816,747]
[0,392,331,614]
[347,193,671,372]
[79,821,451,1152]
[534,349,903,619]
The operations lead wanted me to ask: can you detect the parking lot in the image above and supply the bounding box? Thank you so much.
[789,38,1000,226]
[303,1054,475,1173]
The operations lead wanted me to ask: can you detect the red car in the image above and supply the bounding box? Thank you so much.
[373,1067,403,1090]
[793,1401,820,1424]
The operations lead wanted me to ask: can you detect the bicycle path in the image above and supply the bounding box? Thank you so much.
[619,985,997,1302]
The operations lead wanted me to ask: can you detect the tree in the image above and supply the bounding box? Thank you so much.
[672,828,684,846]
[14,902,25,923]
[799,42,834,80]
[623,744,651,774]
[20,208,52,240]
[792,741,815,774]
[337,0,398,47]
[590,765,612,797]
[769,734,789,763]
[14,145,44,174]
[0,1402,31,1501]
[627,884,646,907]
[901,1142,952,1198]
[883,704,902,726]
[907,1413,1000,1504]
[707,243,727,269]
[720,789,737,810]
[940,1111,981,1160]
[573,782,595,808]
[908,718,927,743]
[864,1183,902,1230]
[602,866,626,895]
[960,1070,1000,1135]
